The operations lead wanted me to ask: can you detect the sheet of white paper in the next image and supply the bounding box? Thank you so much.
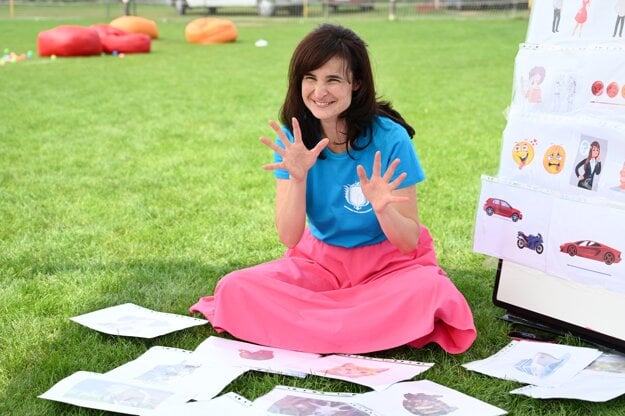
[511,352,625,402]
[70,303,207,338]
[142,392,262,416]
[251,385,379,416]
[291,354,434,391]
[104,346,247,401]
[190,336,320,378]
[463,340,602,387]
[358,380,508,416]
[38,371,192,415]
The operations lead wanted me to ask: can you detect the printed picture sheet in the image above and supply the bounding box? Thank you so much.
[38,371,192,415]
[358,380,507,416]
[251,385,378,416]
[143,392,262,416]
[526,0,625,44]
[70,303,207,338]
[462,340,602,387]
[190,336,320,378]
[291,354,434,391]
[104,346,247,401]
[510,352,625,402]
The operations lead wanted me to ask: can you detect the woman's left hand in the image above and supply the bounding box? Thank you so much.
[357,151,409,214]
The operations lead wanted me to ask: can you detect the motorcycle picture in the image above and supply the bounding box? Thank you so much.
[517,231,544,254]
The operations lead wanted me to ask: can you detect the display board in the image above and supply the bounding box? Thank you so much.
[474,0,625,352]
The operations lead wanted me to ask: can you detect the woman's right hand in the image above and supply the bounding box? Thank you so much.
[260,117,329,183]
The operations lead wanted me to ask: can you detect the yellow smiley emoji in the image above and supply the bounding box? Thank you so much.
[543,144,566,174]
[512,141,535,170]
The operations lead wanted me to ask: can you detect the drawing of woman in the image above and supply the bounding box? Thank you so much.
[575,141,601,190]
[572,0,590,36]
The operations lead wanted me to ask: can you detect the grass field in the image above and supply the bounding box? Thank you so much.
[1,9,624,415]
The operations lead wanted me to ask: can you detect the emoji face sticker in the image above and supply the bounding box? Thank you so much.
[543,144,566,174]
[325,363,389,379]
[512,140,535,170]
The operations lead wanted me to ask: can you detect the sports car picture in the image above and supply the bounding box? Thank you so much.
[559,240,622,265]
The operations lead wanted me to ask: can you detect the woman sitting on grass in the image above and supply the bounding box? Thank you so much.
[190,23,477,354]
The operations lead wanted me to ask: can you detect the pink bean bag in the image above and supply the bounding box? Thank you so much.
[37,26,102,57]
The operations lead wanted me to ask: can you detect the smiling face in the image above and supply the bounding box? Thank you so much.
[512,141,535,169]
[301,56,356,134]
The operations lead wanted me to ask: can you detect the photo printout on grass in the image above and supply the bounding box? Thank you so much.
[142,392,263,416]
[190,336,320,378]
[104,346,247,401]
[291,354,434,391]
[251,385,379,416]
[38,371,192,415]
[358,380,508,416]
[462,340,602,386]
[70,303,207,338]
[511,353,625,402]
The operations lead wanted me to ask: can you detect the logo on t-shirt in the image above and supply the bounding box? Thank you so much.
[343,182,372,214]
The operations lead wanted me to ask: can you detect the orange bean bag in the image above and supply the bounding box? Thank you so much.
[37,25,102,57]
[185,18,237,45]
[110,16,158,39]
[101,33,151,54]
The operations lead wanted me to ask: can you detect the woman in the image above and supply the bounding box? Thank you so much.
[575,141,601,190]
[190,24,476,354]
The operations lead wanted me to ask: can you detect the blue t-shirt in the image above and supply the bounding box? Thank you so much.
[274,116,425,248]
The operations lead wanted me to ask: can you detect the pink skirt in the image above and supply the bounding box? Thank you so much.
[190,226,476,354]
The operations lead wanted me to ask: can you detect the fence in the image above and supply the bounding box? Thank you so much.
[0,0,529,20]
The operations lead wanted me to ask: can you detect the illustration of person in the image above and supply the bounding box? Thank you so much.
[521,66,545,104]
[553,0,563,32]
[572,0,590,37]
[614,0,625,37]
[575,141,601,190]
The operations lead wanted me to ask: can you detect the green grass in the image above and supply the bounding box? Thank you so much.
[1,10,623,415]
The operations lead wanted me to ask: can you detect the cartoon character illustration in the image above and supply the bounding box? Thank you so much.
[521,67,545,104]
[553,0,563,32]
[572,0,590,37]
[620,162,625,189]
[512,140,535,169]
[268,395,370,416]
[543,144,566,174]
[325,363,388,379]
[560,240,622,265]
[239,349,274,360]
[575,141,601,190]
[483,198,523,222]
[515,352,570,378]
[615,0,625,37]
[517,231,544,254]
[402,393,458,416]
[591,80,604,96]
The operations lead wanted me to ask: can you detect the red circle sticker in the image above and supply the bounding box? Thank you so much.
[591,80,604,96]
[607,82,619,98]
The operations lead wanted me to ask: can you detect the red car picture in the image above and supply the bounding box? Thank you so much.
[483,198,523,222]
[560,240,622,265]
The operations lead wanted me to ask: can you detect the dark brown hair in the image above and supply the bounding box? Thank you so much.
[279,24,414,155]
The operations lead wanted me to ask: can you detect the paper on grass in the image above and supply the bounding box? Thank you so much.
[463,340,602,387]
[190,336,320,378]
[104,346,247,401]
[142,392,262,416]
[291,353,434,391]
[38,371,192,415]
[511,353,625,402]
[251,385,379,416]
[70,303,207,338]
[358,380,508,416]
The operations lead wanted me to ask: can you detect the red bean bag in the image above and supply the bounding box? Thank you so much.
[110,16,158,39]
[185,18,237,45]
[90,24,128,38]
[37,25,102,57]
[101,33,151,54]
